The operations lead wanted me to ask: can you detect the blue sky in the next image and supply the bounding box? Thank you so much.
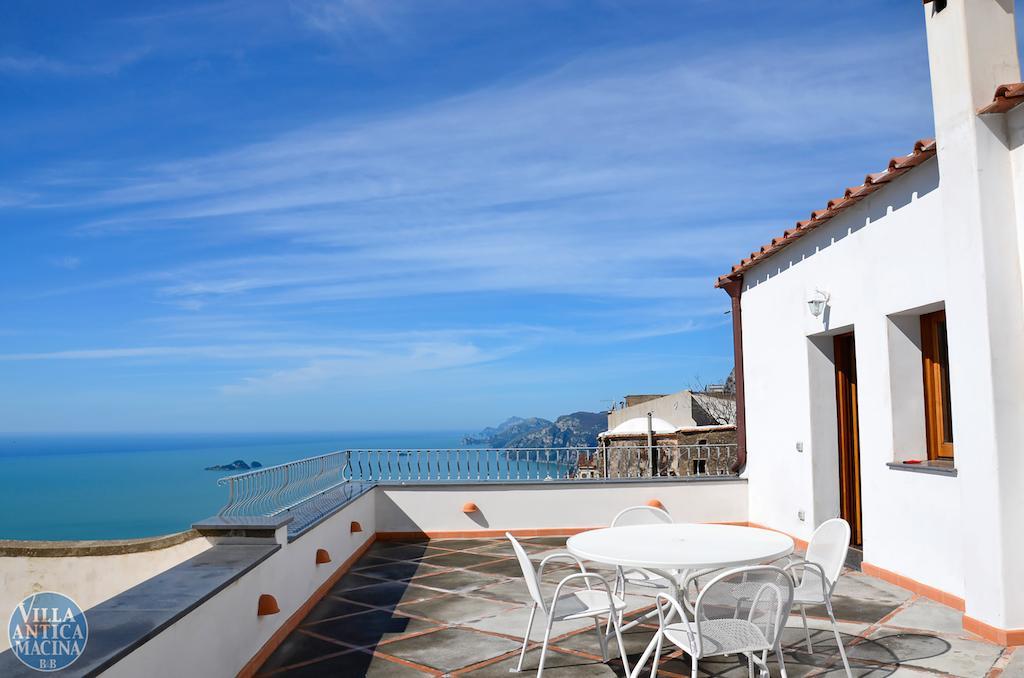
[1,0,939,433]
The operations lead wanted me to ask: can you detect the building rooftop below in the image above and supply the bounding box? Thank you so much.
[257,536,1014,677]
[602,416,677,437]
[622,395,669,408]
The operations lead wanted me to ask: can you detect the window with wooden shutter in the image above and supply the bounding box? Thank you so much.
[921,310,954,460]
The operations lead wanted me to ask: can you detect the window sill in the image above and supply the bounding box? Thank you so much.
[887,460,957,477]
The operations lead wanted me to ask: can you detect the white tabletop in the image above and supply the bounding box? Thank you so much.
[566,523,794,571]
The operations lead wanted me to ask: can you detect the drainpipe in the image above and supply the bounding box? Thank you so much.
[719,276,747,474]
[646,412,655,477]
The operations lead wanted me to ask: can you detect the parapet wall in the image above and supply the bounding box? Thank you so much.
[0,531,211,653]
[0,478,748,675]
[375,478,748,536]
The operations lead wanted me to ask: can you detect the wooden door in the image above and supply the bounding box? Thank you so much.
[834,333,863,546]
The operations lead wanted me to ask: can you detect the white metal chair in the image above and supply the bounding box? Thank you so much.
[506,533,631,677]
[605,505,678,634]
[609,505,675,595]
[634,565,795,678]
[783,518,852,677]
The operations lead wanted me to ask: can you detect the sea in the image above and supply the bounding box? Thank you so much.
[0,431,469,541]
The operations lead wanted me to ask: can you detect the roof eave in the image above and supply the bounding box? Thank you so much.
[713,138,937,286]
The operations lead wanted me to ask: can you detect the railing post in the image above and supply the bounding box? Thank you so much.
[219,478,234,517]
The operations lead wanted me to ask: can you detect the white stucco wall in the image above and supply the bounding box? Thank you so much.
[1010,107,1024,304]
[376,479,748,533]
[0,535,211,653]
[739,158,966,597]
[608,391,700,430]
[106,491,376,678]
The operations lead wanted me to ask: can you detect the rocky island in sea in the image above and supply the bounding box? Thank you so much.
[204,459,263,471]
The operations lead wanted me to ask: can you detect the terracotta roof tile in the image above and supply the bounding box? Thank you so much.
[978,82,1024,115]
[715,138,936,287]
[865,171,891,185]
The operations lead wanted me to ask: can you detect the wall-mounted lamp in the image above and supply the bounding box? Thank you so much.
[807,289,830,318]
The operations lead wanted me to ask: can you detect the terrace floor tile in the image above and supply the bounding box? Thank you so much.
[467,541,529,556]
[264,649,435,676]
[430,538,504,551]
[413,568,503,594]
[377,627,521,673]
[881,597,965,636]
[398,592,516,625]
[355,558,446,582]
[420,550,506,569]
[258,630,355,674]
[459,602,595,639]
[363,545,451,562]
[257,536,999,678]
[455,647,626,676]
[859,629,1003,677]
[551,622,663,659]
[333,580,440,609]
[1003,649,1024,678]
[466,557,530,577]
[809,591,905,625]
[300,594,377,624]
[327,571,388,592]
[474,578,558,605]
[302,606,443,649]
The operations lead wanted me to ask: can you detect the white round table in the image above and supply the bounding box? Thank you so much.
[568,524,794,678]
[566,523,794,571]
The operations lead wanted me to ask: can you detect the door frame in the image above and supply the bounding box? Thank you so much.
[833,332,864,546]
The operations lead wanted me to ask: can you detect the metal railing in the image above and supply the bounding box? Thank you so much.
[218,451,347,517]
[344,447,583,482]
[216,445,738,531]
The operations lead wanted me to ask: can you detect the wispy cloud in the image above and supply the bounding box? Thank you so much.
[0,344,364,362]
[49,256,81,270]
[0,51,146,77]
[220,340,511,394]
[289,0,407,43]
[44,36,930,315]
[2,8,936,428]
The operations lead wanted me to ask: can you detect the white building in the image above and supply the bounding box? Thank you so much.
[717,0,1024,646]
[608,389,736,431]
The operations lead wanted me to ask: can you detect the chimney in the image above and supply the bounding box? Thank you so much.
[924,0,1020,139]
[920,0,1024,634]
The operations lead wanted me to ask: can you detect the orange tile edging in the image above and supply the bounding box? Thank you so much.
[859,561,966,612]
[857,563,1024,646]
[744,524,1024,646]
[377,526,601,540]
[237,534,377,678]
[963,615,1024,647]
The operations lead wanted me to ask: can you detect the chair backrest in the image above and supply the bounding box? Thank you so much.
[695,566,794,652]
[610,505,672,527]
[805,518,851,587]
[506,533,546,610]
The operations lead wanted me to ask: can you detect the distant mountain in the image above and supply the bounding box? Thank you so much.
[462,416,551,446]
[504,411,606,449]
